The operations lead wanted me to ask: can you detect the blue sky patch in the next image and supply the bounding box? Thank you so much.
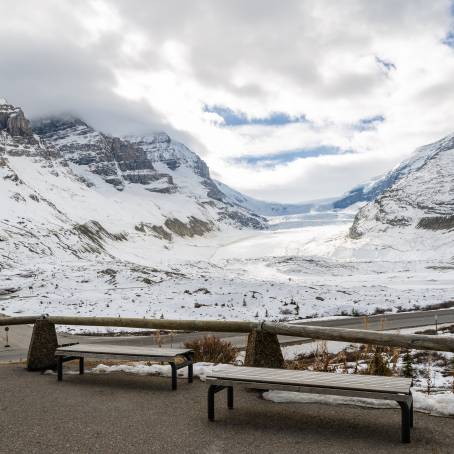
[237,146,345,167]
[375,56,396,71]
[443,30,454,48]
[204,105,306,126]
[354,115,385,131]
[442,1,454,47]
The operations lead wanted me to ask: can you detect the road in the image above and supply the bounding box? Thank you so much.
[1,308,453,363]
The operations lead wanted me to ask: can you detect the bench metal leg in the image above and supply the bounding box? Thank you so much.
[398,401,411,443]
[227,386,234,409]
[170,362,177,391]
[409,393,414,428]
[57,356,63,382]
[188,355,193,384]
[208,385,218,421]
[208,385,231,421]
[79,357,84,375]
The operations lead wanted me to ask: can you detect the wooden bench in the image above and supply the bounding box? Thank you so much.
[206,366,414,443]
[55,344,194,390]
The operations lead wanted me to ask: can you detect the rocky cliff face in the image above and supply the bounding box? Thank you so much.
[33,117,159,190]
[125,133,210,178]
[349,133,454,238]
[0,101,35,141]
[32,116,266,230]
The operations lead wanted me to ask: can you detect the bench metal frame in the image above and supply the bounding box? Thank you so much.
[55,346,194,391]
[207,377,414,444]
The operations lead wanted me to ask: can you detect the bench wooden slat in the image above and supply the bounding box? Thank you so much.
[55,344,192,359]
[208,366,412,394]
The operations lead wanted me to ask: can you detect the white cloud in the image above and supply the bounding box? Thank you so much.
[1,0,454,201]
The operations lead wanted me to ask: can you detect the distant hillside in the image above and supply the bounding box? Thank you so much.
[349,132,454,239]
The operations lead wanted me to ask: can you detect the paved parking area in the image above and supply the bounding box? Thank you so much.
[1,364,453,453]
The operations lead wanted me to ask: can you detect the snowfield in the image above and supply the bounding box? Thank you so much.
[2,216,454,332]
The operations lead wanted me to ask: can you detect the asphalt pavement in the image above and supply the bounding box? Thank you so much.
[0,363,452,453]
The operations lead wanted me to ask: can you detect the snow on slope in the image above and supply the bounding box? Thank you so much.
[350,133,454,238]
[335,133,454,209]
[331,132,454,262]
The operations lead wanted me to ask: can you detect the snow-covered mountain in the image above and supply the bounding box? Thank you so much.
[334,134,454,210]
[349,132,454,239]
[0,100,267,271]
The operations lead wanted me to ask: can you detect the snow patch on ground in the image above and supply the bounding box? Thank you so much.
[263,390,454,418]
[91,362,234,381]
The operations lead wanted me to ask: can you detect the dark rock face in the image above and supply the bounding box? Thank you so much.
[0,103,37,144]
[126,133,211,179]
[218,209,266,230]
[203,178,225,202]
[33,117,159,189]
[417,215,454,230]
[73,220,127,252]
[164,217,214,237]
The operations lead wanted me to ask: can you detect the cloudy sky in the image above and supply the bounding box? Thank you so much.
[1,1,454,202]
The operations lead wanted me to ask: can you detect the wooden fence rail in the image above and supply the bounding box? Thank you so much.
[2,315,454,353]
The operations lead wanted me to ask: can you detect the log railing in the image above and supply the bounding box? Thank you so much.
[2,315,454,353]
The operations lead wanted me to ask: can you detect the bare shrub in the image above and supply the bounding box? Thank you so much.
[313,341,332,372]
[184,336,238,364]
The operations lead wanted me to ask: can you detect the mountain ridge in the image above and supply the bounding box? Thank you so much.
[349,132,454,240]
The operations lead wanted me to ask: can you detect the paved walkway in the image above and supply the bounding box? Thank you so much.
[1,364,453,453]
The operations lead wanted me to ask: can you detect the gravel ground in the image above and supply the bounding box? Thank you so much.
[1,363,453,454]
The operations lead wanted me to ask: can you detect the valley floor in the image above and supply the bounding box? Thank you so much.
[2,216,454,333]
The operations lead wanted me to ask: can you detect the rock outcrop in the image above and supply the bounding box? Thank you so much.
[0,102,35,140]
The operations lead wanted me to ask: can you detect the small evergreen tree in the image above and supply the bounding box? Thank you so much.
[402,350,414,378]
[367,346,392,376]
